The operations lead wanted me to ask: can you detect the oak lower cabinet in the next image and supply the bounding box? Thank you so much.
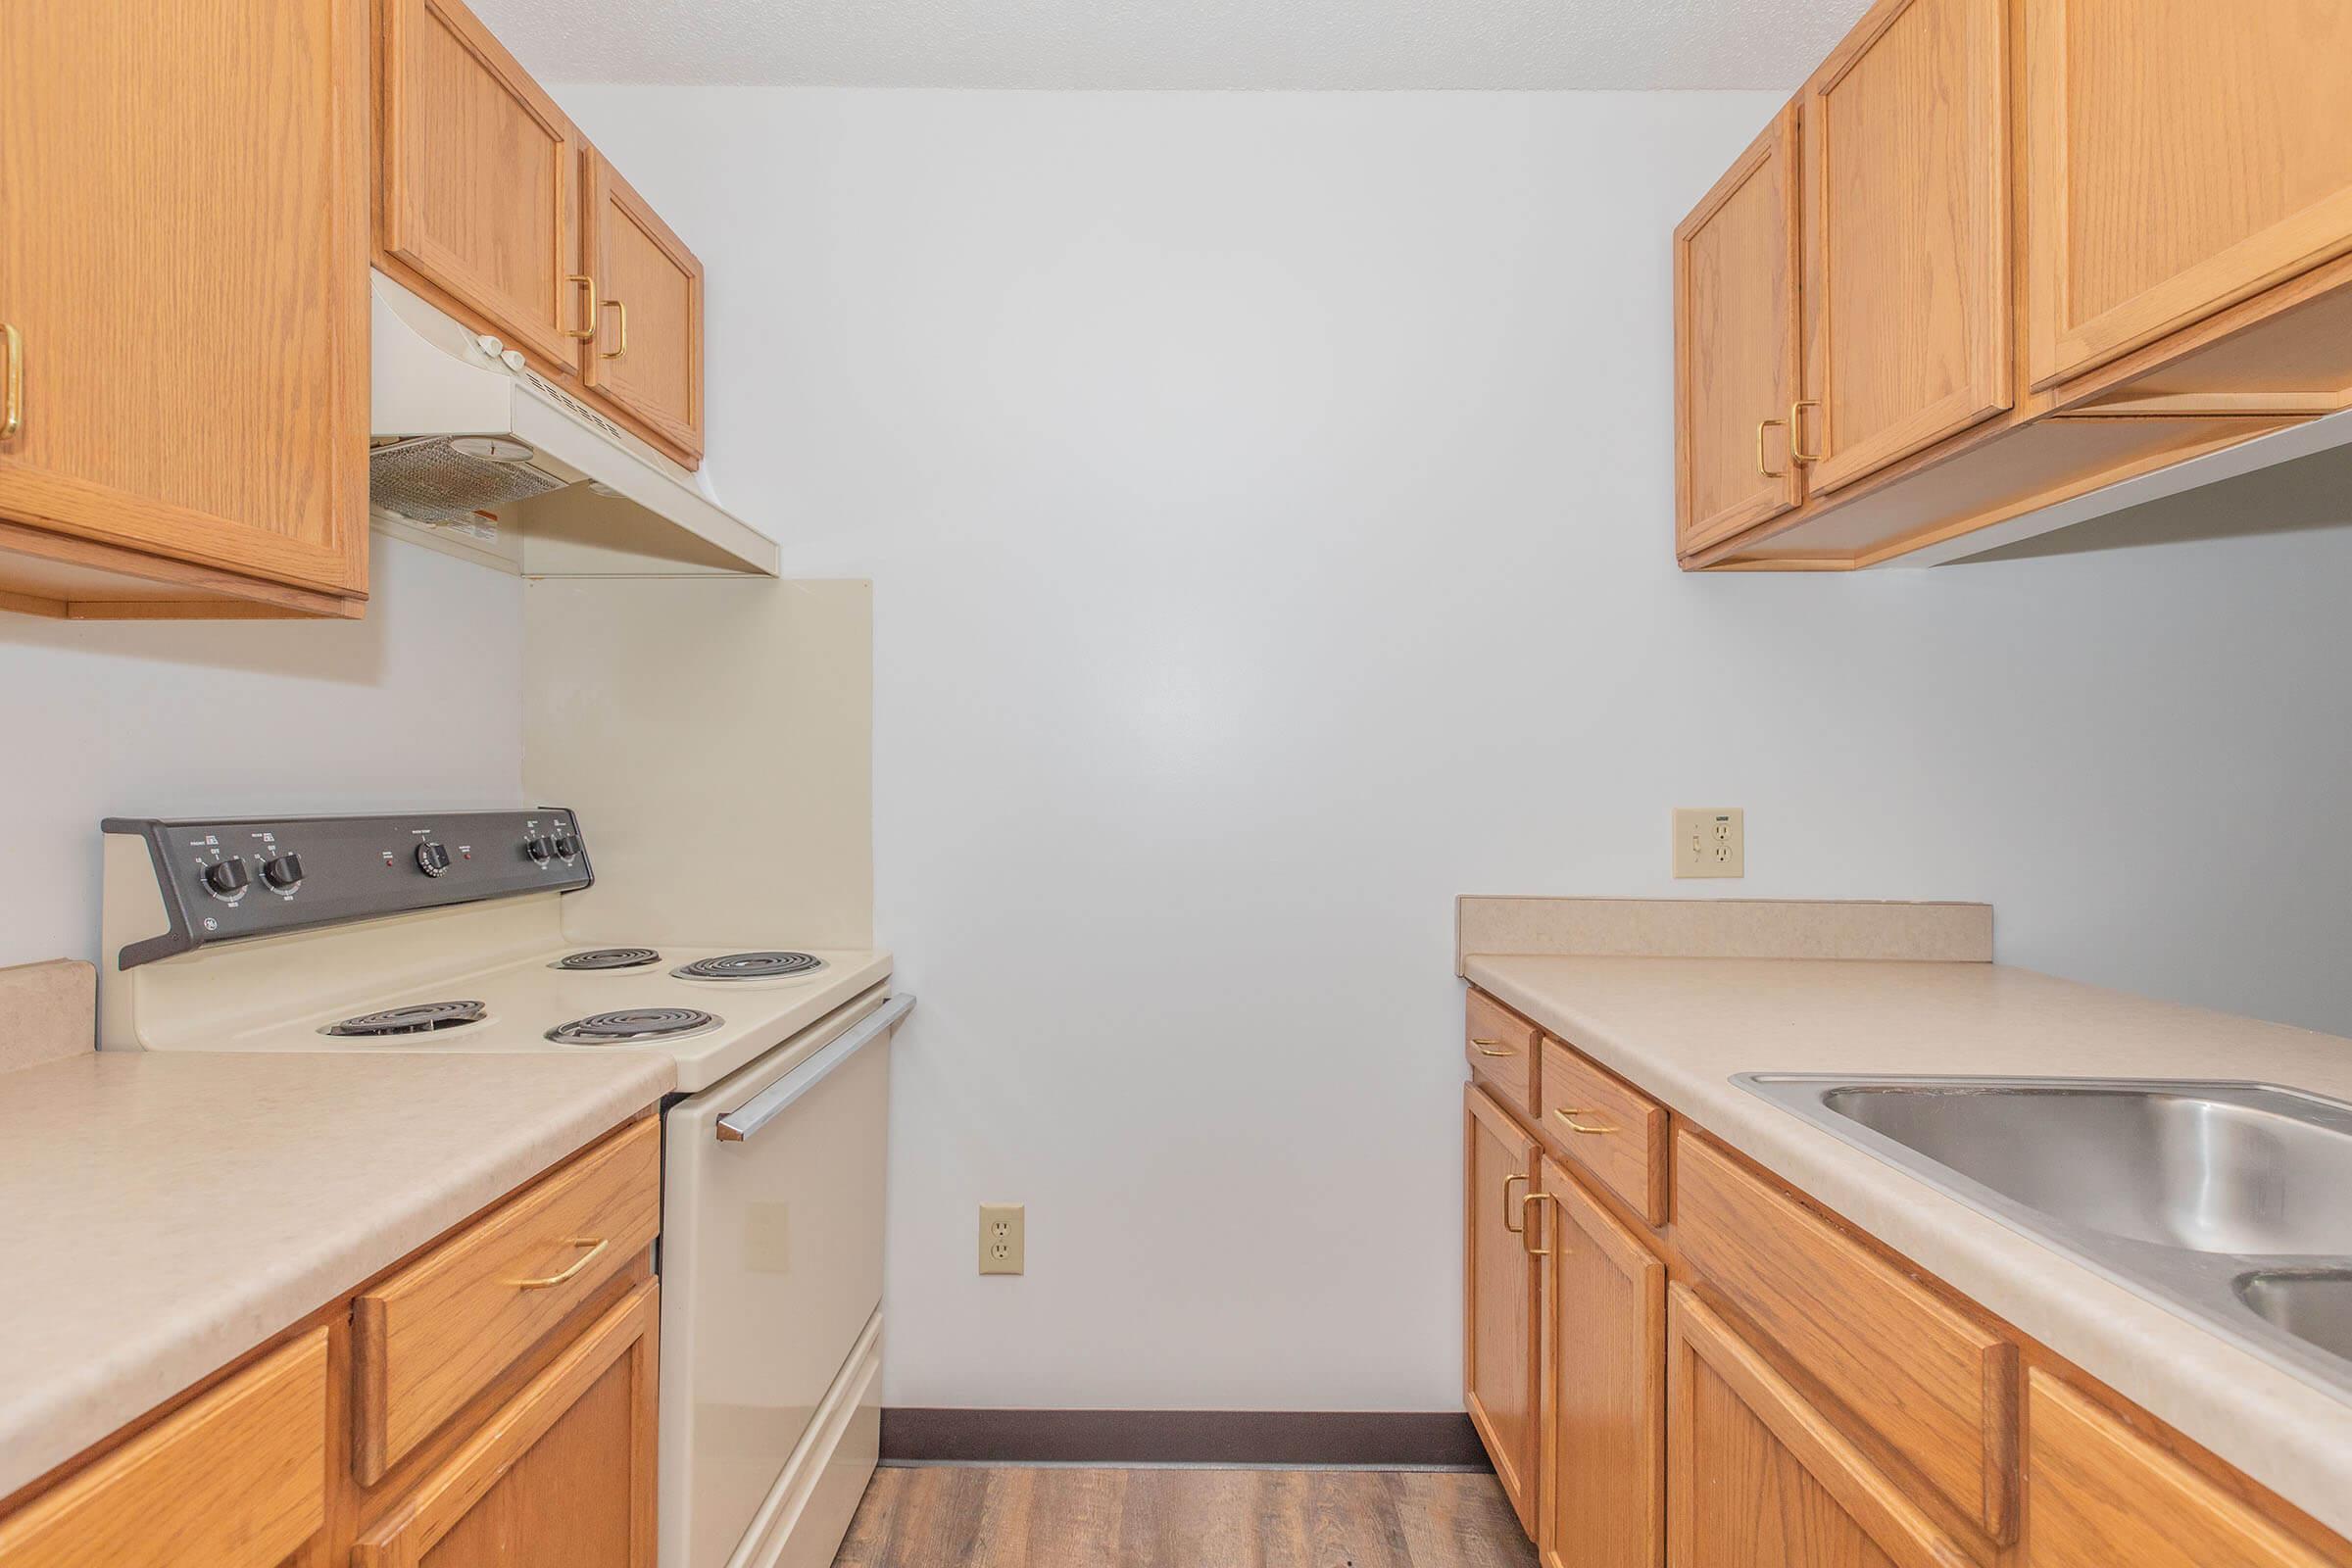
[1534,1156,1664,1568]
[0,0,369,619]
[356,1282,659,1568]
[1465,1084,1542,1535]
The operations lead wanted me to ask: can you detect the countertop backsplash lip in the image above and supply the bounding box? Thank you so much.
[0,958,96,1074]
[1459,945,2352,1544]
[1454,894,1993,973]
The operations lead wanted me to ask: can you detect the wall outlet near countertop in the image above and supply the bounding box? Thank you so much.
[1673,808,1744,878]
[980,1202,1025,1275]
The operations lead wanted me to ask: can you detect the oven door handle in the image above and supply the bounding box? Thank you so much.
[715,992,915,1144]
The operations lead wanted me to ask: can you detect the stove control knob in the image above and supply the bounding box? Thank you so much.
[203,857,250,899]
[261,852,305,892]
[552,831,580,859]
[415,841,452,878]
[525,835,556,865]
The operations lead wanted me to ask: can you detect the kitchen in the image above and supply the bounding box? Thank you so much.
[3,1,2351,1566]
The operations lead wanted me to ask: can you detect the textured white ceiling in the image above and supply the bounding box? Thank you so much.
[472,0,1873,90]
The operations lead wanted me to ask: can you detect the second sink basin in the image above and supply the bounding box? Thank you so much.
[1814,1081,2352,1255]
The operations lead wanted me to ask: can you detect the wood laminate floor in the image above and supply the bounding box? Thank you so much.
[832,1466,1537,1568]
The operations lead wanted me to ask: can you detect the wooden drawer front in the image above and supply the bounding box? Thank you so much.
[1674,1130,2019,1544]
[354,1115,661,1484]
[0,1327,327,1567]
[1464,989,1538,1116]
[1538,1037,1667,1226]
[2025,1371,2331,1568]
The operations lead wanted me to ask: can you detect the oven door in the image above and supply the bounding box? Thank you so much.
[658,987,909,1568]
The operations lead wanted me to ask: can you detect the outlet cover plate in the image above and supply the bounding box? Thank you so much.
[1673,808,1744,878]
[980,1202,1025,1275]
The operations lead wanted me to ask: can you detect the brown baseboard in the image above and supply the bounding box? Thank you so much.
[878,1409,1489,1468]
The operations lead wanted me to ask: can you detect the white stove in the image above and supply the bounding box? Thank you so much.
[99,808,905,1568]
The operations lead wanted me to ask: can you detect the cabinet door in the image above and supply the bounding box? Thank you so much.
[1536,1158,1663,1568]
[1800,0,2011,496]
[1465,1085,1541,1537]
[1674,108,1804,556]
[380,0,585,368]
[581,150,707,466]
[1667,1287,1968,1568]
[355,1282,658,1568]
[2025,0,2352,390]
[0,0,368,598]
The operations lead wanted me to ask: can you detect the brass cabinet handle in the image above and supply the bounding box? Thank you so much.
[1521,1191,1558,1257]
[1,322,21,441]
[600,297,629,360]
[507,1237,610,1290]
[1553,1108,1620,1136]
[564,275,598,341]
[1755,416,1786,479]
[1502,1172,1529,1234]
[1471,1037,1516,1058]
[1789,399,1823,465]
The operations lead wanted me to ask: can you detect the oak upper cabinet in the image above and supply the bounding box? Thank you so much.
[0,0,368,615]
[355,1282,660,1568]
[581,150,707,464]
[1465,1085,1542,1536]
[1797,0,2011,495]
[1534,1157,1663,1568]
[1667,1287,1972,1568]
[2023,0,2352,392]
[1674,108,1803,556]
[378,0,588,368]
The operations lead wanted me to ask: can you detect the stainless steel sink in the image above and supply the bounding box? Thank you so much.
[1739,1075,2352,1401]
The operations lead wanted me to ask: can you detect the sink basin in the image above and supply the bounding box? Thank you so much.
[1815,1083,2352,1255]
[1738,1074,2352,1402]
[2238,1270,2352,1364]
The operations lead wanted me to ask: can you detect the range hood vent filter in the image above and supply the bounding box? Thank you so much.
[369,433,567,525]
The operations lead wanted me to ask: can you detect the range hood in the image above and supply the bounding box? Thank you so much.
[369,271,778,577]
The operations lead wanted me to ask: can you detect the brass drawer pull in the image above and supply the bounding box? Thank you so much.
[564,275,598,341]
[1521,1190,1557,1257]
[600,296,629,360]
[1755,416,1786,478]
[1502,1172,1529,1233]
[507,1237,610,1291]
[1554,1108,1620,1136]
[1789,399,1823,465]
[1,322,21,441]
[1471,1037,1517,1058]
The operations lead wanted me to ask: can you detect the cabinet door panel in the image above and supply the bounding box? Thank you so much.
[1667,1288,1970,1568]
[1537,1159,1663,1568]
[1675,108,1803,555]
[582,151,705,464]
[0,0,368,597]
[1802,0,2012,495]
[1465,1085,1540,1536]
[380,0,582,368]
[2026,0,2352,387]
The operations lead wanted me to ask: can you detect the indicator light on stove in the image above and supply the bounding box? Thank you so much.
[525,835,556,864]
[260,852,305,892]
[202,856,250,899]
[415,841,452,878]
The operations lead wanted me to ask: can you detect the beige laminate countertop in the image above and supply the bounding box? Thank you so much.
[0,1048,674,1500]
[1463,954,2352,1542]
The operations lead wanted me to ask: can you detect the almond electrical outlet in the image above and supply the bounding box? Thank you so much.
[1673,808,1744,878]
[979,1202,1025,1275]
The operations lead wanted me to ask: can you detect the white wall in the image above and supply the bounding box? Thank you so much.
[555,86,2352,1411]
[0,536,526,971]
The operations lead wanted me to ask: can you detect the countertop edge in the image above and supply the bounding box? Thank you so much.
[1462,954,2352,1544]
[0,1054,673,1502]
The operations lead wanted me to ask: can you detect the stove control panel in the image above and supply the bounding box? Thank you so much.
[104,808,592,970]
